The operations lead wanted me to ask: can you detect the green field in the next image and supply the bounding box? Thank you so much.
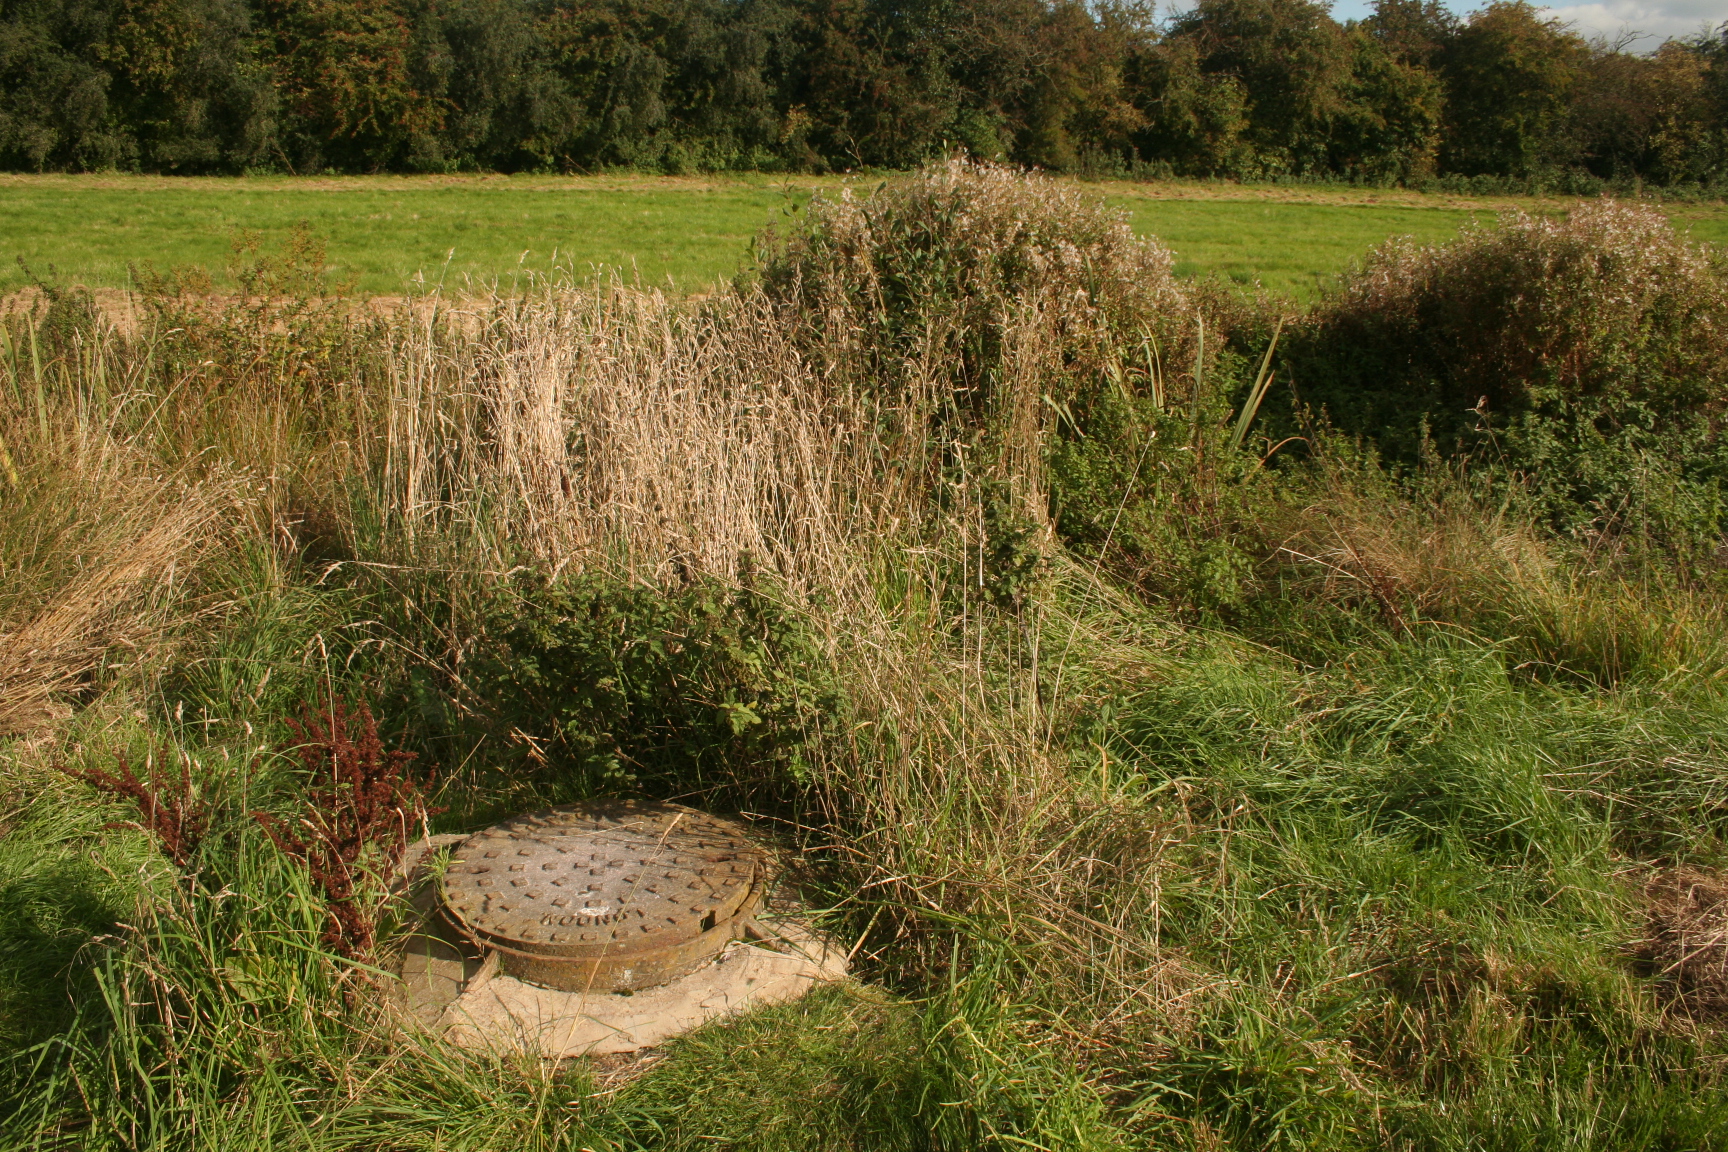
[1112,197,1483,294]
[1107,187,1728,295]
[0,174,814,299]
[2,173,1725,302]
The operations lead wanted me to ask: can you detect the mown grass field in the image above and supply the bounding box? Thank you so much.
[5,172,1724,301]
[1110,192,1716,296]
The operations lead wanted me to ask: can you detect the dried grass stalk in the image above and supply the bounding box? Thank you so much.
[1639,869,1728,1017]
[0,483,229,736]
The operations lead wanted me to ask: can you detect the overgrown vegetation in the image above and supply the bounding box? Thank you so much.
[1286,200,1728,562]
[252,700,438,959]
[474,572,844,798]
[3,160,1728,1149]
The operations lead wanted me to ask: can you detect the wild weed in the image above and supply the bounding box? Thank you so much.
[2,162,1727,1149]
[253,700,438,959]
[1287,199,1728,562]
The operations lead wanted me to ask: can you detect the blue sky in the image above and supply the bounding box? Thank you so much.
[1165,0,1726,45]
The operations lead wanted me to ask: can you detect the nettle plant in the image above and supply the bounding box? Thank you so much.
[476,571,845,802]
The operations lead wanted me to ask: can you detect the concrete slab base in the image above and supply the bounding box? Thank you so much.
[392,834,849,1058]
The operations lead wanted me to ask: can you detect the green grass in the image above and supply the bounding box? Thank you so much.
[1110,198,1488,297]
[6,173,1720,302]
[0,174,820,298]
[4,164,1728,1150]
[1103,190,1728,298]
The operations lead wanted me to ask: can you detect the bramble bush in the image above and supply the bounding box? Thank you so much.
[756,160,1285,613]
[1284,199,1728,564]
[471,572,845,803]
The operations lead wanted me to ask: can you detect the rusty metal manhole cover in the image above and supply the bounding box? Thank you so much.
[440,800,767,992]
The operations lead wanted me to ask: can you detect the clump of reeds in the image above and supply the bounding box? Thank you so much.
[0,488,232,736]
[0,302,243,736]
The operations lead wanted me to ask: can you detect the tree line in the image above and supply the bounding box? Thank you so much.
[2,0,1725,186]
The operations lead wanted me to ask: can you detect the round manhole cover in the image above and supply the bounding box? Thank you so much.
[440,800,768,992]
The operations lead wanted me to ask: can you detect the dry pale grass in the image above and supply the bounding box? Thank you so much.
[1262,460,1728,683]
[1271,488,1550,632]
[0,485,229,735]
[1639,869,1728,1017]
[0,351,242,735]
[383,287,909,596]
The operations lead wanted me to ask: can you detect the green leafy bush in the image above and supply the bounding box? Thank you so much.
[1286,200,1728,557]
[473,572,844,800]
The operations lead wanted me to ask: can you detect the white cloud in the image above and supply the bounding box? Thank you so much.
[1228,0,1723,44]
[1540,0,1724,45]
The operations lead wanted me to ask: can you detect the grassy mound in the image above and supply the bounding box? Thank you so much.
[2,162,1727,1150]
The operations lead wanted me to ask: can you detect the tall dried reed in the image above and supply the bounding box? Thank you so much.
[0,307,243,735]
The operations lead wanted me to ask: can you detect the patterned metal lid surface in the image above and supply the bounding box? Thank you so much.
[440,801,766,957]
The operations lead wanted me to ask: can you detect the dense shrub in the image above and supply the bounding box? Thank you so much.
[755,160,1277,608]
[472,572,843,801]
[757,161,1309,612]
[758,159,1191,409]
[1285,200,1728,554]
